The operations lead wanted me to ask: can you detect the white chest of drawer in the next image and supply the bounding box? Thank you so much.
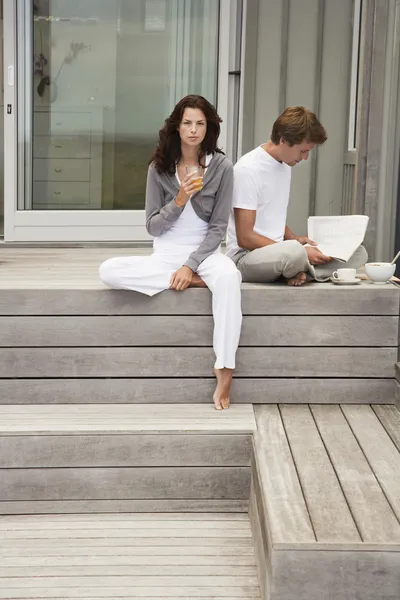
[32,108,103,210]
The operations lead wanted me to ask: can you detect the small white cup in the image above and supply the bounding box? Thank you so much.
[364,262,396,284]
[332,268,357,282]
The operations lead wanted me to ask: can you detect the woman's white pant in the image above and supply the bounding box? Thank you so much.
[99,251,242,370]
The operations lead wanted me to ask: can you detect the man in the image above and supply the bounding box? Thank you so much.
[226,106,367,285]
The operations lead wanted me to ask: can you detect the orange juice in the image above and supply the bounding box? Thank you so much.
[193,177,203,190]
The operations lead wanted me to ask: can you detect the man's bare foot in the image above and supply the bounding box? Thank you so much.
[213,368,233,410]
[287,271,307,286]
[189,274,207,288]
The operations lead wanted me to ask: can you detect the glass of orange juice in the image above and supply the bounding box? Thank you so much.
[186,165,204,191]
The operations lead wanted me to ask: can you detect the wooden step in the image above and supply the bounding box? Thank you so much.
[0,404,255,515]
[0,513,261,599]
[0,250,398,406]
[250,404,400,600]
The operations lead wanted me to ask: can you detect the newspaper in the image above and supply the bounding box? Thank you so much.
[307,215,369,263]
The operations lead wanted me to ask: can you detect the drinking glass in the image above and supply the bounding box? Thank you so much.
[186,166,204,191]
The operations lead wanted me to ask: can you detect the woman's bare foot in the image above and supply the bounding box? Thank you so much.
[287,271,307,286]
[213,368,233,410]
[189,274,207,288]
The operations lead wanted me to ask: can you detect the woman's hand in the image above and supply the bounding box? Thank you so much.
[170,266,194,291]
[175,173,202,207]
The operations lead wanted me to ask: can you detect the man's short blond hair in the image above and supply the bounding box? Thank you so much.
[271,106,327,146]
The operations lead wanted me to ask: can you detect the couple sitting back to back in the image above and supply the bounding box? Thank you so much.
[99,95,367,410]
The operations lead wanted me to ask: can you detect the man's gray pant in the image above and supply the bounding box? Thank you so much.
[235,240,368,283]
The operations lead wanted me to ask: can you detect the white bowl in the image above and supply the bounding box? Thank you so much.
[364,262,396,284]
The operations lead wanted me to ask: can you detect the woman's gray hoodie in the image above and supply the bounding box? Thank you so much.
[145,153,233,273]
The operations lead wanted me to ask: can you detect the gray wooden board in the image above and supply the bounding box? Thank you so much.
[310,405,400,542]
[372,405,400,452]
[396,380,400,410]
[0,434,252,468]
[279,405,360,543]
[0,315,397,346]
[0,467,251,501]
[0,404,256,436]
[0,284,398,315]
[0,347,396,377]
[0,565,258,576]
[395,362,400,383]
[248,484,269,600]
[0,377,394,405]
[0,587,261,599]
[253,405,315,544]
[341,405,400,522]
[271,548,400,600]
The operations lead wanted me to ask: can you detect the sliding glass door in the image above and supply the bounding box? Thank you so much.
[4,0,238,241]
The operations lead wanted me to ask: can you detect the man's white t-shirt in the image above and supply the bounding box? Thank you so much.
[226,146,292,259]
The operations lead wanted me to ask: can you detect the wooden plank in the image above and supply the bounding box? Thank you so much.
[272,548,400,600]
[0,575,260,588]
[0,377,394,405]
[0,538,255,550]
[310,404,400,542]
[0,513,250,523]
[0,553,256,565]
[0,587,261,599]
[0,433,252,468]
[372,405,400,452]
[342,405,400,522]
[0,553,255,577]
[0,467,251,501]
[0,528,252,540]
[0,404,257,436]
[0,565,257,577]
[0,519,251,532]
[279,405,360,542]
[253,405,315,544]
[0,284,398,315]
[0,499,249,514]
[0,315,396,346]
[0,347,395,377]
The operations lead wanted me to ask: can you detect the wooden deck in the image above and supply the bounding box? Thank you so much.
[0,513,261,599]
[250,403,400,600]
[0,247,399,599]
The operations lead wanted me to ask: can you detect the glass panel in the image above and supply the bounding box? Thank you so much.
[0,3,3,235]
[24,0,219,210]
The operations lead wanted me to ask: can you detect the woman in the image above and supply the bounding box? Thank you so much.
[99,95,242,410]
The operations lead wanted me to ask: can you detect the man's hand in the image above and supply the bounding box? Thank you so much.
[306,246,332,265]
[170,266,194,291]
[297,236,318,246]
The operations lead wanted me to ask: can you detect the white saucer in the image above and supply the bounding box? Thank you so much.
[330,277,362,285]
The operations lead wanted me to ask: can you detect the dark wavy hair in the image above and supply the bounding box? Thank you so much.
[149,95,223,173]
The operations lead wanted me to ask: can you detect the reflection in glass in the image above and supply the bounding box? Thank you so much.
[29,0,219,210]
